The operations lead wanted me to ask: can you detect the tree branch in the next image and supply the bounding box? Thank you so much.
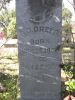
[67,0,75,11]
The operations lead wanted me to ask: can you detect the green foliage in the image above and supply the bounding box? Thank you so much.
[7,18,16,38]
[62,64,73,82]
[62,8,72,44]
[65,80,75,92]
[0,73,18,100]
[0,10,16,38]
[62,7,75,96]
[62,64,73,72]
[62,8,72,33]
[62,8,72,23]
[63,24,72,33]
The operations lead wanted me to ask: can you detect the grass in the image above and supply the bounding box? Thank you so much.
[0,47,19,100]
[0,73,18,100]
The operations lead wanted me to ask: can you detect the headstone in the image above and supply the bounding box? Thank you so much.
[16,0,62,100]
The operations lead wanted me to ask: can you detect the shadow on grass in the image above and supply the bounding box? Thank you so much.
[0,72,19,100]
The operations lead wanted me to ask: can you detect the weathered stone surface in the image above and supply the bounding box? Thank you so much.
[16,0,62,100]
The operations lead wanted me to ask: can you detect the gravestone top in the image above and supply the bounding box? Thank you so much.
[16,0,62,100]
